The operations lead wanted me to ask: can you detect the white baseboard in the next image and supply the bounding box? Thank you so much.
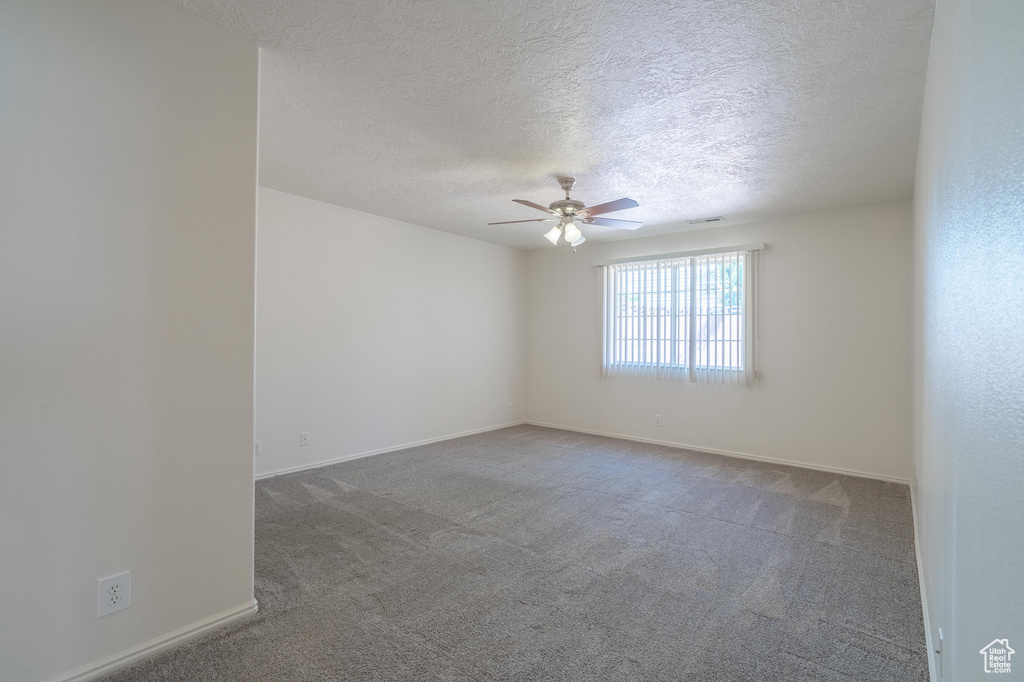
[255,421,527,480]
[255,419,910,486]
[50,599,258,682]
[523,420,911,485]
[910,482,938,682]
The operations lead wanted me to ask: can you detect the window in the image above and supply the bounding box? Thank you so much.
[602,249,757,386]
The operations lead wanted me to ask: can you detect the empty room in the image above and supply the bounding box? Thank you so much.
[1,0,1022,681]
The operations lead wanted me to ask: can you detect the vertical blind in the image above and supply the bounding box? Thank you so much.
[602,249,756,386]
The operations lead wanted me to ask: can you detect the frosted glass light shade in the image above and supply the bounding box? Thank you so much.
[543,225,562,245]
[563,222,582,243]
[570,235,586,247]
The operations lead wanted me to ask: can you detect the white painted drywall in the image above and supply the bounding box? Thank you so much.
[526,202,914,481]
[913,0,1024,678]
[254,188,527,477]
[0,2,258,680]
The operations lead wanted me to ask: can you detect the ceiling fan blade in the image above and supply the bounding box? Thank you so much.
[512,199,559,215]
[580,198,639,217]
[583,216,644,230]
[487,218,558,225]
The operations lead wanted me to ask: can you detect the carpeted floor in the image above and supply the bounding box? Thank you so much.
[106,425,929,681]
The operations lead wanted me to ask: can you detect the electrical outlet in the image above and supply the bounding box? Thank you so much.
[98,571,131,617]
[490,403,497,416]
[300,432,310,447]
[254,440,262,456]
[655,414,662,427]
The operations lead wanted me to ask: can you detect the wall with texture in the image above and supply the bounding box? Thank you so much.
[526,202,914,481]
[913,0,1024,678]
[0,1,258,679]
[254,188,528,477]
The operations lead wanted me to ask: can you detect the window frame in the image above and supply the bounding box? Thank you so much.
[601,248,758,386]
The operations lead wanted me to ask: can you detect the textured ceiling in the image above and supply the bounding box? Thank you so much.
[169,0,934,249]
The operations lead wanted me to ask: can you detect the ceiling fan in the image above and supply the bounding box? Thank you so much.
[489,177,642,249]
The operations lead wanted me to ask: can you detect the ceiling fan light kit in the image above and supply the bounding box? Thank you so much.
[563,221,583,243]
[488,177,642,250]
[543,225,562,245]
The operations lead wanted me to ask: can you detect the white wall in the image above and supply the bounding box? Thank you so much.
[527,202,914,481]
[0,2,258,680]
[254,188,527,477]
[913,0,1024,678]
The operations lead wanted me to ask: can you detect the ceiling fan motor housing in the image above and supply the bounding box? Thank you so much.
[549,198,586,216]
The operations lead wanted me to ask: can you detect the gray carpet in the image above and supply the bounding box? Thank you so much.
[106,425,929,681]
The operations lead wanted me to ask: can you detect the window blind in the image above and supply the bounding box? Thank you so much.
[602,249,756,386]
